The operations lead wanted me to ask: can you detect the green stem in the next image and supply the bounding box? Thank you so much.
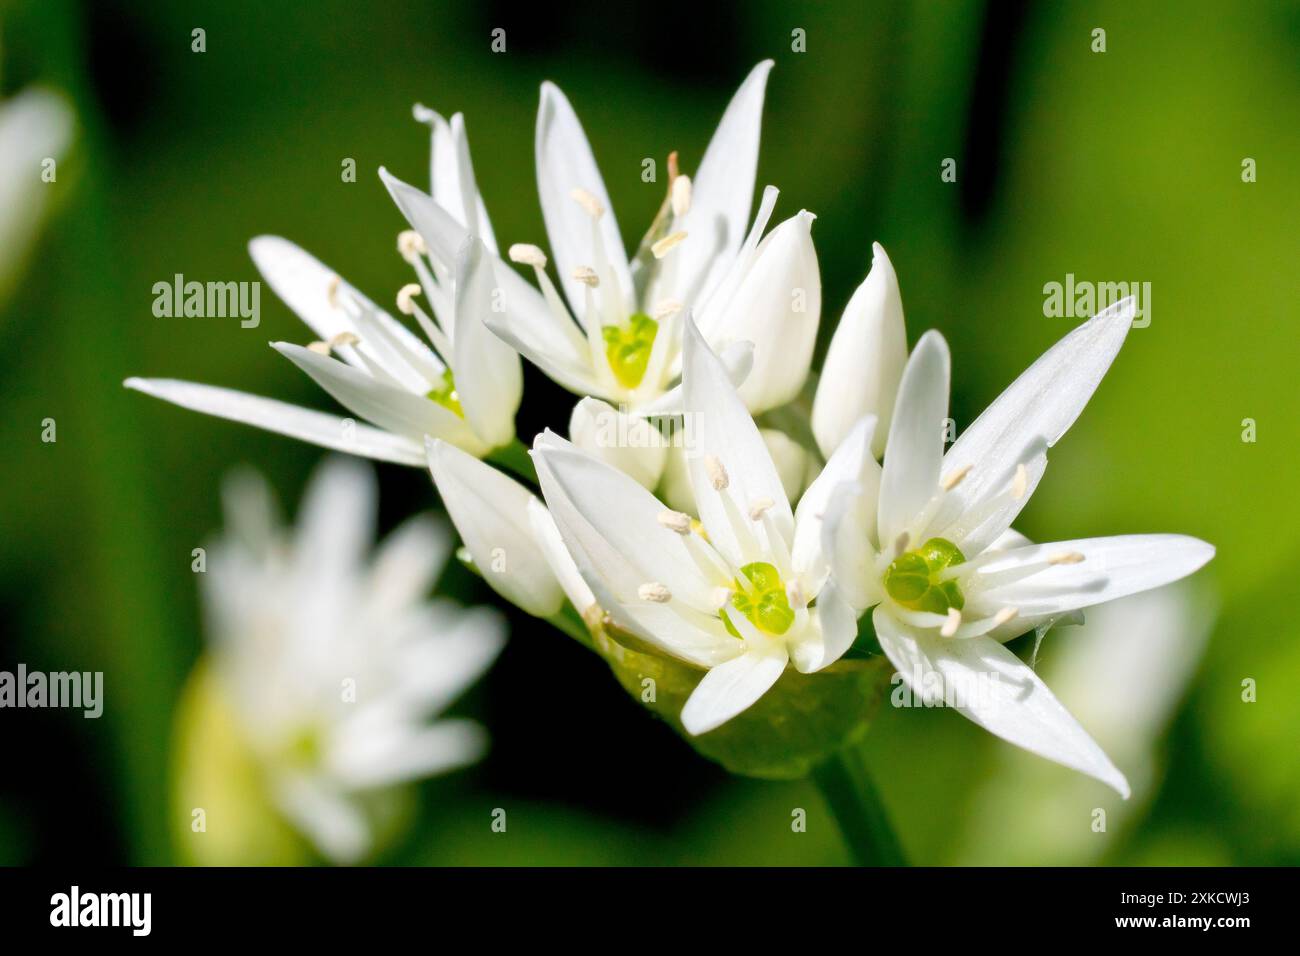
[813,740,908,866]
[487,436,537,486]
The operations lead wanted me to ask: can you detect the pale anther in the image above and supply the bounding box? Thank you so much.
[704,455,729,490]
[657,510,692,535]
[637,582,672,603]
[748,497,775,521]
[571,266,600,287]
[328,331,359,350]
[941,607,963,637]
[651,231,687,259]
[671,174,693,217]
[397,230,426,261]
[326,275,342,308]
[942,464,972,491]
[992,606,1019,626]
[508,243,547,268]
[570,187,604,219]
[1011,463,1029,500]
[306,341,331,355]
[396,283,422,315]
[652,299,683,321]
[1048,551,1085,565]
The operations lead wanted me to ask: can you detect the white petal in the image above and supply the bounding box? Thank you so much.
[330,718,489,789]
[669,60,773,305]
[568,397,667,490]
[941,298,1136,529]
[634,339,753,417]
[366,514,452,615]
[532,442,720,611]
[680,317,793,565]
[482,304,604,398]
[272,773,371,864]
[792,415,878,589]
[426,438,564,616]
[293,456,376,589]
[123,377,426,464]
[703,211,821,413]
[811,242,908,459]
[790,580,858,673]
[970,534,1215,618]
[450,112,498,253]
[274,342,485,453]
[878,330,949,545]
[873,607,1130,796]
[389,605,507,714]
[680,646,788,735]
[535,81,631,313]
[452,236,522,449]
[822,479,883,612]
[527,497,597,614]
[761,428,812,507]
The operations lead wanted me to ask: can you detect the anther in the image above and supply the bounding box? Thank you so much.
[571,266,600,287]
[508,243,547,268]
[748,497,775,521]
[326,274,342,308]
[412,103,437,125]
[637,582,672,603]
[398,230,426,262]
[307,341,331,355]
[941,607,962,637]
[570,187,604,219]
[704,455,729,491]
[328,331,359,349]
[396,283,422,315]
[1047,551,1085,565]
[1011,463,1029,500]
[992,606,1019,626]
[652,231,687,259]
[652,299,683,321]
[657,510,692,535]
[942,464,972,492]
[671,174,692,217]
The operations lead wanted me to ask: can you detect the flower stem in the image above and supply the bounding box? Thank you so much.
[813,741,908,866]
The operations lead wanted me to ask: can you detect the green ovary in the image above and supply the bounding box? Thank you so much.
[602,312,659,389]
[883,537,967,614]
[723,561,795,639]
[426,368,464,417]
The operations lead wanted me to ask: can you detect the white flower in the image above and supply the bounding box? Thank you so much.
[202,457,505,863]
[0,87,74,308]
[822,298,1215,795]
[811,241,908,459]
[532,318,867,736]
[426,436,594,618]
[127,107,522,463]
[486,60,821,419]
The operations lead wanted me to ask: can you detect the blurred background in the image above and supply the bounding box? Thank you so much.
[1,0,1296,865]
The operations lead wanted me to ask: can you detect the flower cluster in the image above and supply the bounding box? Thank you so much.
[131,60,1214,832]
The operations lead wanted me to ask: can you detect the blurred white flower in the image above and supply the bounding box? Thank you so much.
[201,457,505,863]
[483,60,820,425]
[127,109,522,463]
[823,299,1214,795]
[812,242,908,459]
[0,87,74,308]
[533,320,865,736]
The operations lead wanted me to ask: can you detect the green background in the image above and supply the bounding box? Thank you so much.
[1,0,1296,865]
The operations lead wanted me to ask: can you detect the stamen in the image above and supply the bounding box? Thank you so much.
[328,331,359,349]
[1047,551,1085,565]
[894,531,911,557]
[704,455,729,491]
[307,341,331,355]
[396,283,422,315]
[651,231,688,259]
[652,299,683,321]
[398,230,426,263]
[942,464,972,492]
[571,266,600,287]
[411,103,437,125]
[508,243,547,268]
[1011,463,1029,500]
[671,174,693,217]
[326,275,342,309]
[748,497,775,521]
[941,607,962,637]
[657,509,693,535]
[570,187,605,219]
[637,582,672,603]
[992,606,1019,626]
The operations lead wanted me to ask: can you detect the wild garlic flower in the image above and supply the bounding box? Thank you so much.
[488,61,821,421]
[127,108,522,463]
[197,457,505,863]
[532,319,867,736]
[822,299,1215,795]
